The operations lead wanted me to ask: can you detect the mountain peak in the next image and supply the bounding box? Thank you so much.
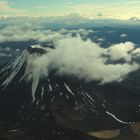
[27,45,47,54]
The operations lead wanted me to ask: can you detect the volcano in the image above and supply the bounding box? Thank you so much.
[0,44,140,139]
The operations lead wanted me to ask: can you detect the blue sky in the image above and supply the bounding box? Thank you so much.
[0,0,140,19]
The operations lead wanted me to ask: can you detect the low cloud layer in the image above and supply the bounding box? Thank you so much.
[0,23,94,43]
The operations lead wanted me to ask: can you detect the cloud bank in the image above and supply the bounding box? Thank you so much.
[0,22,94,43]
[18,36,140,86]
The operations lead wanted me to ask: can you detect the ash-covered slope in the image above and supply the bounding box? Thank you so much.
[0,44,140,133]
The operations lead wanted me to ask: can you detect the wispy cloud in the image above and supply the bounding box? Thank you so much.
[125,0,140,5]
[36,6,48,9]
[0,1,26,13]
[70,2,140,20]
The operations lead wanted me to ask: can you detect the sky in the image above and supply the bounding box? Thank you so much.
[0,0,140,19]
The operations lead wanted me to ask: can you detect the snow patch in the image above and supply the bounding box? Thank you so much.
[106,111,134,124]
[64,83,75,96]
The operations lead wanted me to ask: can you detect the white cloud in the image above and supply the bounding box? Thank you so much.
[129,17,140,21]
[3,35,140,100]
[0,46,11,52]
[58,28,94,37]
[4,47,11,51]
[18,36,140,86]
[96,38,106,42]
[120,34,127,38]
[50,37,139,84]
[0,53,12,57]
[107,31,116,33]
[0,47,12,57]
[106,42,135,62]
[132,48,140,58]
